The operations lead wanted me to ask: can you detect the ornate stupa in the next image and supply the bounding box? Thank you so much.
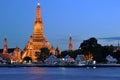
[69,36,73,51]
[22,2,50,62]
[3,38,8,54]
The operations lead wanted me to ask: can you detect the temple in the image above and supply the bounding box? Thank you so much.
[22,2,51,62]
[69,36,73,51]
[0,38,21,63]
[3,38,8,54]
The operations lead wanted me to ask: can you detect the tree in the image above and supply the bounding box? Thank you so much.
[61,50,69,58]
[79,37,108,63]
[23,56,32,63]
[69,50,77,59]
[61,50,78,59]
[80,37,99,52]
[40,48,50,58]
[35,48,50,62]
[112,50,120,63]
[35,52,44,62]
[41,48,50,54]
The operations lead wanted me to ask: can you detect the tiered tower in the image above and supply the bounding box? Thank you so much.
[3,38,8,54]
[32,2,50,50]
[69,36,73,51]
[22,2,50,62]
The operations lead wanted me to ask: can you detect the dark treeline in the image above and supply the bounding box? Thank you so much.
[35,37,120,63]
[61,37,120,63]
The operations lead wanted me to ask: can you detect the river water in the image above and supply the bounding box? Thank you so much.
[0,67,120,80]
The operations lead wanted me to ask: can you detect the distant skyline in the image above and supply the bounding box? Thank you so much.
[0,0,120,50]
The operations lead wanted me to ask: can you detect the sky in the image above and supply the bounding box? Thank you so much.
[0,0,120,50]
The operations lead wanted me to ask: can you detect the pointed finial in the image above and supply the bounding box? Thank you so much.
[4,35,7,41]
[69,33,72,39]
[37,0,40,6]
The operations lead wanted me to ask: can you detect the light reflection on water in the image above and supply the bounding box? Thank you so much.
[0,67,120,80]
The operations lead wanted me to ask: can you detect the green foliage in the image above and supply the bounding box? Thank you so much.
[112,51,120,63]
[35,48,50,62]
[61,51,68,58]
[23,56,32,63]
[40,48,50,55]
[35,52,45,62]
[79,37,114,63]
[80,37,100,52]
[61,49,81,59]
[34,37,119,63]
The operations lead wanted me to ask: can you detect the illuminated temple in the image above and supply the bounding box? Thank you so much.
[22,2,51,62]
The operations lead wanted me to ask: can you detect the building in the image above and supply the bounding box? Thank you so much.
[55,47,61,56]
[0,38,21,63]
[69,36,73,51]
[22,2,51,62]
[0,38,13,61]
[3,38,8,54]
[13,46,21,63]
[75,55,86,64]
[106,55,117,64]
[50,46,55,55]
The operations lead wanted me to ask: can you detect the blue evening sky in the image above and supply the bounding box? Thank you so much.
[0,0,120,50]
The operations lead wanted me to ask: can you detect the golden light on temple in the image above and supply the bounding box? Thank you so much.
[13,46,21,62]
[22,1,51,62]
[69,36,73,51]
[0,38,21,63]
[3,38,8,54]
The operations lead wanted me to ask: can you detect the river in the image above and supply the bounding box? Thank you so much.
[0,67,120,80]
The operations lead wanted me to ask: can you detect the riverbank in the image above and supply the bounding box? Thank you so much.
[0,64,120,68]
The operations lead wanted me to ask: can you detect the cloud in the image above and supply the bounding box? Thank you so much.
[98,37,120,41]
[98,37,120,46]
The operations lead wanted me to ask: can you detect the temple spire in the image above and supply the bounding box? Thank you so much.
[22,1,50,62]
[37,0,40,6]
[3,38,8,54]
[36,0,41,22]
[33,0,44,35]
[69,35,73,51]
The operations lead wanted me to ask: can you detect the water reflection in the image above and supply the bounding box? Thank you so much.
[28,67,46,74]
[25,67,46,80]
[0,67,120,80]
